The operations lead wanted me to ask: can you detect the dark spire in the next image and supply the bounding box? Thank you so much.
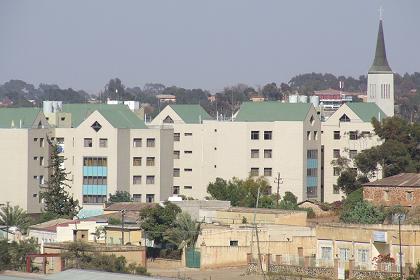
[369,20,392,73]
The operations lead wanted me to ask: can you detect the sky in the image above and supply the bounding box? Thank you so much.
[0,0,419,94]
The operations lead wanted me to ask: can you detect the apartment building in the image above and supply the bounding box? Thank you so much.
[50,104,173,217]
[321,102,384,202]
[151,102,322,201]
[0,108,50,213]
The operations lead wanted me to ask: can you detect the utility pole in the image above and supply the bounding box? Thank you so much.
[274,173,284,207]
[398,214,403,280]
[121,210,126,245]
[253,188,266,280]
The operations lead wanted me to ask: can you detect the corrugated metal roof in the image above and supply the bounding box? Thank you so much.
[104,202,155,212]
[0,108,41,128]
[235,102,311,122]
[363,173,420,188]
[62,104,147,129]
[346,102,386,122]
[168,104,213,124]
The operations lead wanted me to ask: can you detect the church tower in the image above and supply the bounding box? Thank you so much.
[367,19,394,117]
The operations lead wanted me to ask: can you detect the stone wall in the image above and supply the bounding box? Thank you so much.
[363,186,420,207]
[268,264,335,279]
[352,269,400,280]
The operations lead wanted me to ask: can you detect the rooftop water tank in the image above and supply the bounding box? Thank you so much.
[310,96,320,107]
[288,95,298,103]
[299,95,308,103]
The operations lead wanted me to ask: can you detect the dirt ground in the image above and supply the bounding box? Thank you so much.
[147,266,262,280]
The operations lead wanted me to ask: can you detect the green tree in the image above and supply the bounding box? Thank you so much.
[340,201,385,224]
[0,204,31,233]
[40,139,80,218]
[139,202,181,244]
[279,191,299,210]
[0,239,38,271]
[164,212,202,248]
[336,169,368,195]
[207,177,246,206]
[109,191,132,203]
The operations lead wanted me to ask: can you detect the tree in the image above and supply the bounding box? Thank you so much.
[139,202,181,244]
[0,204,31,233]
[40,139,80,218]
[336,169,368,195]
[278,191,298,210]
[0,239,38,271]
[207,177,246,206]
[164,212,202,248]
[340,201,385,224]
[109,191,132,203]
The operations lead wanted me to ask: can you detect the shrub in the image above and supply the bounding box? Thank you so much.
[135,266,150,276]
[340,201,385,224]
[299,207,316,219]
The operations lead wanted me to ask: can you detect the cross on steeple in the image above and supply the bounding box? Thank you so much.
[379,6,383,20]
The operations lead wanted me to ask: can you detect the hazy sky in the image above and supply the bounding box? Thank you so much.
[1,0,419,94]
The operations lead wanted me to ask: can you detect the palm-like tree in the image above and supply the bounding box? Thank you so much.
[0,204,31,232]
[164,212,202,249]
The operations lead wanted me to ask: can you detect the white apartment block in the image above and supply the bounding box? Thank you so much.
[151,103,322,201]
[0,108,50,213]
[0,104,173,216]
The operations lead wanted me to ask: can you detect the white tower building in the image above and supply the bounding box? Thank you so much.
[367,19,394,117]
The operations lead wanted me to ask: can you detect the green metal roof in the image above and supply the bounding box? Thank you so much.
[346,102,387,122]
[235,102,312,122]
[62,104,147,129]
[369,20,392,73]
[169,104,213,124]
[0,107,41,128]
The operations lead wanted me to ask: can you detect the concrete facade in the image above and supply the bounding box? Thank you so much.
[151,104,322,202]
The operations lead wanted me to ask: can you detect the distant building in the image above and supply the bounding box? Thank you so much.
[156,94,176,103]
[249,95,266,102]
[207,95,216,102]
[363,173,420,207]
[313,88,364,110]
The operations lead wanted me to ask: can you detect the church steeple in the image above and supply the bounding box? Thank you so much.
[369,20,392,73]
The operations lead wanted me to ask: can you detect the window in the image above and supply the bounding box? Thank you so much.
[174,133,180,142]
[314,131,318,140]
[230,240,238,246]
[99,138,108,148]
[146,176,155,184]
[349,131,358,140]
[184,168,192,172]
[60,117,65,121]
[264,131,272,140]
[333,131,340,140]
[384,190,389,201]
[133,176,142,184]
[250,168,259,177]
[34,138,38,142]
[173,168,180,177]
[173,186,180,194]
[264,149,272,158]
[333,167,340,176]
[39,175,44,185]
[132,194,142,202]
[83,195,106,204]
[307,186,317,197]
[133,138,142,147]
[339,248,350,261]
[84,138,93,147]
[357,249,369,263]
[33,156,38,161]
[184,133,192,136]
[339,114,350,122]
[361,131,371,138]
[307,168,317,176]
[251,149,259,158]
[307,149,318,159]
[174,151,180,159]
[406,191,414,201]
[310,115,315,125]
[83,157,107,166]
[163,116,173,123]
[39,138,44,147]
[349,150,357,159]
[184,151,192,154]
[251,131,259,140]
[146,138,155,147]
[133,157,142,166]
[333,149,340,158]
[333,185,340,194]
[264,168,272,177]
[306,131,311,140]
[91,121,102,132]
[321,247,332,260]
[40,157,44,166]
[56,137,64,144]
[146,157,155,166]
[184,186,192,189]
[146,194,155,203]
